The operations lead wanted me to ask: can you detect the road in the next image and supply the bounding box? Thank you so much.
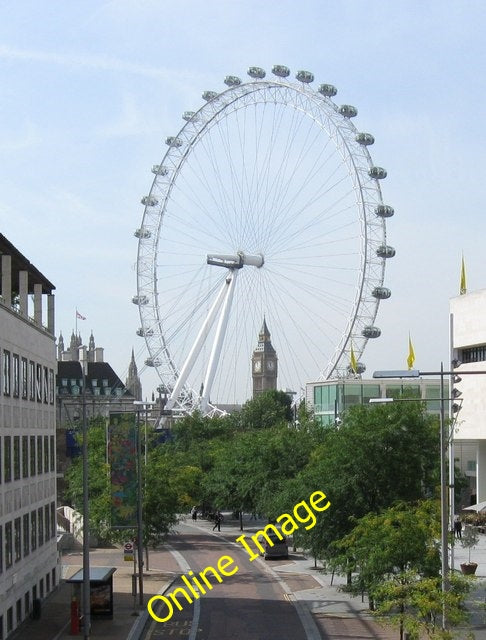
[143,522,319,640]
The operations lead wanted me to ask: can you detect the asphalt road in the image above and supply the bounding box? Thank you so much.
[144,522,315,640]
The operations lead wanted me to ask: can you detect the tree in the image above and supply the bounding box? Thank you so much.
[332,501,471,640]
[237,389,293,430]
[289,400,440,562]
[65,417,112,543]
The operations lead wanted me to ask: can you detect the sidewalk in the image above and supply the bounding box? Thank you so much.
[13,514,486,640]
[12,546,175,640]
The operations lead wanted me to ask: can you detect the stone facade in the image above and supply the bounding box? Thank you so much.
[0,234,58,638]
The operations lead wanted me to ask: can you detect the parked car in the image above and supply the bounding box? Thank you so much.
[264,531,289,560]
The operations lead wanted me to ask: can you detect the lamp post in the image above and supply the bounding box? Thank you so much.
[373,366,486,630]
[81,369,91,639]
[133,400,155,608]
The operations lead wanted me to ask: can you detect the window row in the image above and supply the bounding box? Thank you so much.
[1,567,56,637]
[1,434,55,484]
[1,349,55,404]
[461,345,486,364]
[0,502,56,574]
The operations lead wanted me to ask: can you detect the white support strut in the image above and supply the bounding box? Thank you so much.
[164,279,230,412]
[199,270,238,414]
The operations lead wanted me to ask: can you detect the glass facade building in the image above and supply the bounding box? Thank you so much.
[308,378,449,426]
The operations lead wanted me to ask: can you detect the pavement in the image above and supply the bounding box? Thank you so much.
[11,515,486,640]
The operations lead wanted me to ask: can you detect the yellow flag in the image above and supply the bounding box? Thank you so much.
[350,344,358,374]
[407,335,415,370]
[460,255,467,295]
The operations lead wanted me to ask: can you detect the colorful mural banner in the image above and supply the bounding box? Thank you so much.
[108,412,137,528]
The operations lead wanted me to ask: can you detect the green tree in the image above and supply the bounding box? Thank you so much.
[65,417,112,542]
[291,400,440,562]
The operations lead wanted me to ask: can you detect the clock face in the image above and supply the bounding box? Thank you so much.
[266,360,275,371]
[253,360,262,372]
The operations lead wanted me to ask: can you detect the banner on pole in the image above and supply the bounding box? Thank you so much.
[109,412,137,528]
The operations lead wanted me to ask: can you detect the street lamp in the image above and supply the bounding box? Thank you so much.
[81,369,91,639]
[133,401,155,608]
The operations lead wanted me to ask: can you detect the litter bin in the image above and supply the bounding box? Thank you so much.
[32,598,41,620]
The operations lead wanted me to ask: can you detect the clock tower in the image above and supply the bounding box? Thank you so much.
[252,318,278,398]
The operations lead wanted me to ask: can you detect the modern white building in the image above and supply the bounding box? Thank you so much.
[0,234,58,638]
[450,288,486,504]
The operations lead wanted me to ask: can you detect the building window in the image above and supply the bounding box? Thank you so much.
[22,357,28,399]
[30,436,36,476]
[44,435,49,473]
[467,460,476,472]
[37,436,42,474]
[50,435,55,472]
[23,514,29,557]
[29,360,35,400]
[31,511,37,551]
[13,436,20,480]
[4,436,11,483]
[5,521,13,568]
[14,518,21,562]
[49,369,54,404]
[37,508,44,547]
[3,350,10,396]
[0,525,3,574]
[24,592,30,618]
[461,345,486,363]
[44,505,50,541]
[13,354,19,398]
[43,366,48,403]
[36,364,42,402]
[51,502,56,539]
[22,436,28,478]
[7,607,13,634]
[16,599,21,625]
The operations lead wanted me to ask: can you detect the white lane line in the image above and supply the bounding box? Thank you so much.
[165,543,201,640]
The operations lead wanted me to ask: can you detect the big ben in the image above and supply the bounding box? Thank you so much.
[252,318,278,398]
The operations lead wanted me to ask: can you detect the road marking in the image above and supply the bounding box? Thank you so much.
[165,543,201,640]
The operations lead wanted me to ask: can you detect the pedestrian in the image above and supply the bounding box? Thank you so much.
[454,514,462,539]
[212,511,223,532]
[191,506,198,521]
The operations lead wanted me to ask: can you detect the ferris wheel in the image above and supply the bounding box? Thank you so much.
[133,65,394,416]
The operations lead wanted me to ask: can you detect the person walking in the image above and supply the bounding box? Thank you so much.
[212,511,223,532]
[191,505,198,521]
[454,514,462,539]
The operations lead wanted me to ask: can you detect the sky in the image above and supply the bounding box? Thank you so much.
[1,0,485,404]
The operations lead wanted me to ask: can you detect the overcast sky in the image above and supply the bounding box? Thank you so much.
[1,0,485,401]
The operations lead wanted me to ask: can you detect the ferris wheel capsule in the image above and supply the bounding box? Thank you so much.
[369,166,387,179]
[372,287,391,300]
[376,245,396,259]
[247,66,266,79]
[318,84,337,97]
[296,70,314,83]
[272,64,290,77]
[375,205,394,218]
[152,165,169,175]
[224,75,241,87]
[339,104,358,118]
[202,90,218,101]
[356,132,375,145]
[362,326,381,339]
